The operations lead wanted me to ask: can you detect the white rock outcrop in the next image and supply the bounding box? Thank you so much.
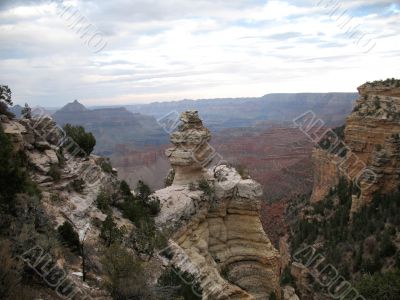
[165,111,213,185]
[156,111,281,299]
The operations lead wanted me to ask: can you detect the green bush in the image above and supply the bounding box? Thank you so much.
[0,127,34,211]
[198,178,214,196]
[96,189,111,213]
[120,180,131,196]
[121,181,159,224]
[63,124,96,156]
[147,197,160,216]
[101,243,151,300]
[136,180,151,203]
[380,232,397,257]
[164,169,175,187]
[354,269,400,300]
[0,85,14,118]
[157,266,202,299]
[374,96,381,109]
[50,193,61,202]
[132,219,166,257]
[100,213,123,247]
[48,164,61,181]
[70,178,85,192]
[58,221,80,253]
[281,266,294,285]
[101,161,113,173]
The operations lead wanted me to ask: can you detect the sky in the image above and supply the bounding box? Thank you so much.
[0,0,399,107]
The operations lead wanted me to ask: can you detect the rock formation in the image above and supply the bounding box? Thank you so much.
[0,114,130,299]
[155,111,281,299]
[165,111,212,185]
[310,79,400,211]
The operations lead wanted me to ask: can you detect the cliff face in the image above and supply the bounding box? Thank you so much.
[1,114,128,299]
[310,79,400,211]
[155,111,281,299]
[310,148,340,203]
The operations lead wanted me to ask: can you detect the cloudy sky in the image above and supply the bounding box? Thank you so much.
[0,0,399,107]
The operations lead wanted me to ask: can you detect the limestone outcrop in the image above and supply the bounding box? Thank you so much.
[310,79,400,211]
[155,111,281,299]
[165,111,212,185]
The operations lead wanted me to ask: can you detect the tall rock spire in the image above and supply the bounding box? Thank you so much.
[165,111,213,185]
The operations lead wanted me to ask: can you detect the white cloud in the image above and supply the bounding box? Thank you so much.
[0,0,398,106]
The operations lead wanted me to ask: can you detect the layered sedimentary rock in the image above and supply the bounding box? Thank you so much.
[310,148,340,203]
[310,80,400,211]
[165,111,212,185]
[155,111,281,299]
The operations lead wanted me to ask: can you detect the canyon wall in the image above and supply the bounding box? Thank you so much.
[310,80,400,211]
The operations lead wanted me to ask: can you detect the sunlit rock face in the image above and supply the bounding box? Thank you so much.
[155,111,281,299]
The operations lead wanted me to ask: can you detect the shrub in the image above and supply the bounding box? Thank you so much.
[132,219,166,257]
[0,85,13,117]
[58,221,80,253]
[355,269,400,300]
[63,124,96,156]
[0,102,14,118]
[70,178,85,192]
[147,197,160,216]
[119,180,131,196]
[122,198,147,226]
[374,96,381,110]
[101,243,151,300]
[136,180,151,203]
[0,85,12,105]
[281,266,294,285]
[157,266,202,299]
[164,169,175,187]
[198,178,214,196]
[100,213,123,247]
[0,240,20,299]
[380,232,397,257]
[96,189,111,213]
[0,127,29,210]
[50,193,61,202]
[101,161,113,173]
[48,164,61,181]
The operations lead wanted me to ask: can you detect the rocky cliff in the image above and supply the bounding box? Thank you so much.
[154,111,281,299]
[0,114,130,299]
[310,79,400,211]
